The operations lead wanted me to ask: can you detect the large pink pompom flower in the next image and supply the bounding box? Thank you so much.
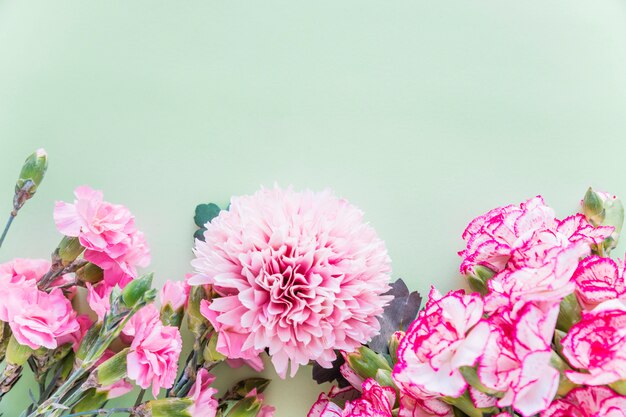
[460,196,611,275]
[542,386,626,417]
[393,288,489,399]
[125,305,182,397]
[189,187,392,378]
[54,185,150,286]
[561,300,626,386]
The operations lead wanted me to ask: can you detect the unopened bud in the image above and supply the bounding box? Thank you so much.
[140,398,194,417]
[161,304,184,328]
[388,331,404,363]
[467,265,494,296]
[76,262,104,284]
[583,188,624,251]
[13,148,48,211]
[345,346,392,380]
[375,369,395,389]
[58,236,84,266]
[122,273,155,308]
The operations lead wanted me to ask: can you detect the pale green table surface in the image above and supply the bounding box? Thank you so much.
[2,1,626,415]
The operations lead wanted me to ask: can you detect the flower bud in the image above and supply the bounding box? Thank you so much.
[466,265,494,296]
[582,188,624,251]
[141,398,194,417]
[95,348,128,387]
[58,236,84,266]
[203,331,226,364]
[161,304,184,328]
[13,148,48,211]
[122,273,155,308]
[5,335,33,366]
[388,331,404,363]
[76,262,104,284]
[345,346,392,380]
[375,369,395,389]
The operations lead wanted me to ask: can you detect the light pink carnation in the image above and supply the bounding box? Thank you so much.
[54,185,150,286]
[187,368,218,417]
[125,304,182,397]
[485,242,590,314]
[189,187,392,377]
[57,314,93,352]
[478,302,560,416]
[160,280,189,311]
[542,386,626,417]
[0,282,79,350]
[308,379,395,417]
[393,288,488,399]
[0,258,50,282]
[460,196,611,275]
[572,255,626,310]
[86,282,114,321]
[561,301,626,385]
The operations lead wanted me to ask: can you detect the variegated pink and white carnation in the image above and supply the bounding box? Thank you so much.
[478,301,561,416]
[54,185,150,287]
[392,288,488,399]
[308,379,395,417]
[542,386,626,417]
[189,187,392,378]
[560,299,626,386]
[572,255,626,311]
[459,196,611,276]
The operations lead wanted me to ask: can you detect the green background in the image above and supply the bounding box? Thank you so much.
[2,1,626,415]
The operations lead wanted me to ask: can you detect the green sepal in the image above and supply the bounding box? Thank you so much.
[71,388,107,413]
[96,348,129,386]
[345,346,392,380]
[122,273,155,308]
[5,335,33,365]
[146,398,194,417]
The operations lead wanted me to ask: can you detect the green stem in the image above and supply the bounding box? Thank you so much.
[0,212,16,249]
[62,407,134,417]
[134,389,146,407]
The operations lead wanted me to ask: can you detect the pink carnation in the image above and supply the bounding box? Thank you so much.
[160,280,189,311]
[54,185,150,286]
[0,258,50,282]
[542,386,626,417]
[460,196,611,275]
[393,288,488,399]
[187,368,218,417]
[125,305,182,397]
[57,314,93,352]
[0,281,79,350]
[397,393,452,417]
[189,187,392,377]
[478,302,560,416]
[561,301,626,385]
[572,255,626,310]
[86,282,113,321]
[308,379,395,417]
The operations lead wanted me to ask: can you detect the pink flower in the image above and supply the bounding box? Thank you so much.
[187,368,218,417]
[86,282,113,321]
[460,196,611,275]
[189,187,392,378]
[125,305,182,397]
[542,386,626,417]
[0,258,50,282]
[57,314,93,352]
[485,242,590,314]
[393,288,489,399]
[478,302,560,416]
[398,393,452,417]
[561,301,626,385]
[160,280,189,311]
[573,255,626,310]
[0,282,79,350]
[309,379,395,417]
[54,185,150,286]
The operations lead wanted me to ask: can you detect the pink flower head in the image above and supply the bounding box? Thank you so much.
[125,305,182,397]
[86,282,114,321]
[398,393,452,417]
[561,301,626,385]
[485,241,590,314]
[54,185,150,286]
[57,314,93,352]
[160,280,189,311]
[0,282,79,350]
[308,379,395,417]
[460,196,611,275]
[0,258,50,282]
[478,302,560,416]
[573,255,626,310]
[393,288,489,399]
[189,187,392,378]
[187,368,218,417]
[542,386,626,417]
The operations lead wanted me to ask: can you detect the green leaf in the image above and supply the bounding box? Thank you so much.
[194,203,221,228]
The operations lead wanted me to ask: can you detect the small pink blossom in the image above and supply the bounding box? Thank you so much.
[0,282,79,350]
[478,302,560,416]
[460,197,611,275]
[573,255,626,310]
[160,280,189,311]
[189,187,392,378]
[308,379,395,417]
[54,185,150,286]
[125,304,182,397]
[393,288,489,399]
[561,301,626,385]
[542,386,626,417]
[187,368,218,417]
[86,282,113,321]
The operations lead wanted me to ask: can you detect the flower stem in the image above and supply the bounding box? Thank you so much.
[63,407,134,417]
[0,212,16,250]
